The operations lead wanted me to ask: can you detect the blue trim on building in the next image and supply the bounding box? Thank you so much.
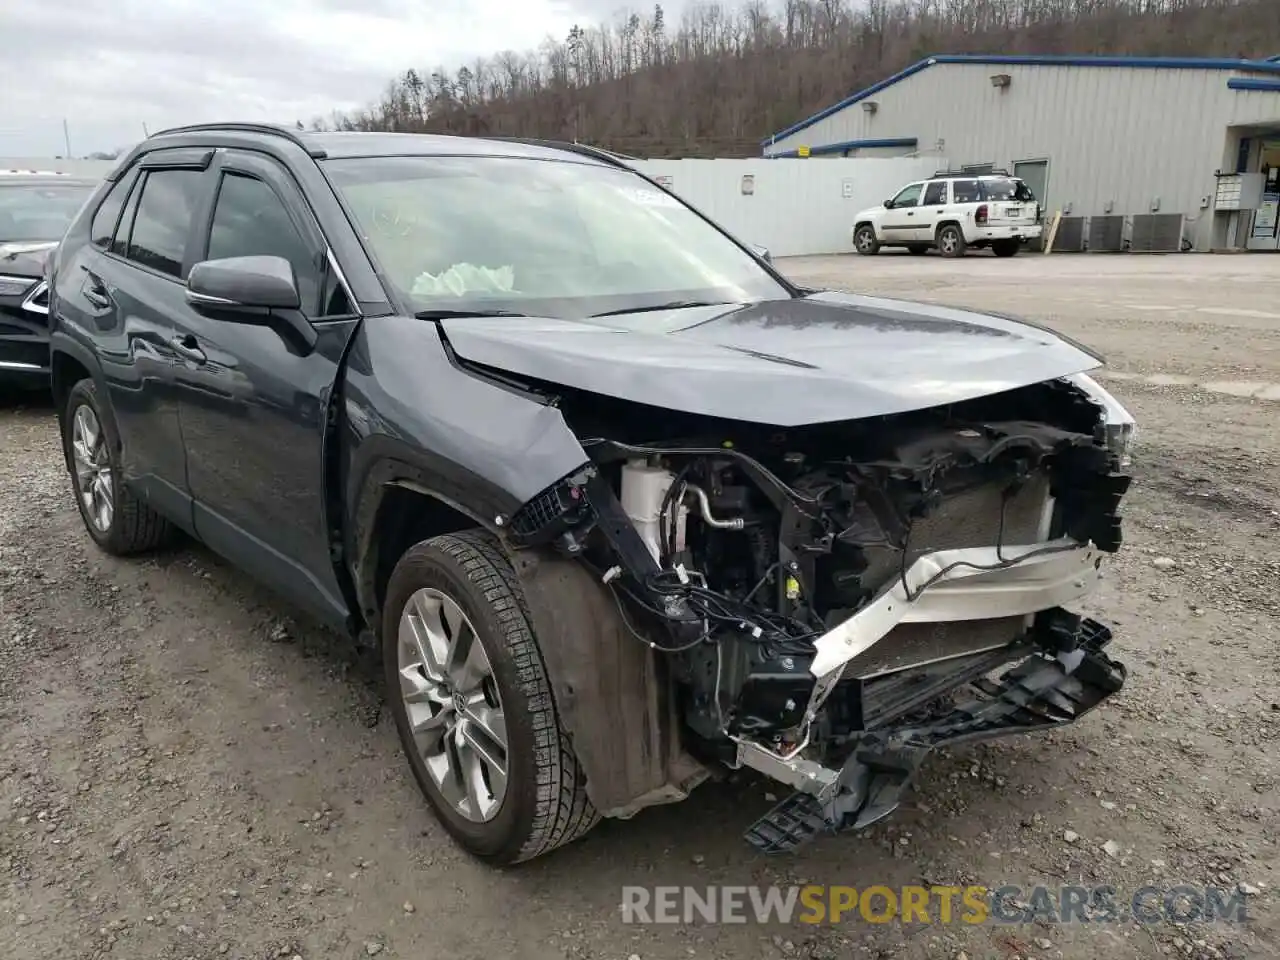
[763,54,1280,147]
[1228,78,1280,92]
[768,137,918,158]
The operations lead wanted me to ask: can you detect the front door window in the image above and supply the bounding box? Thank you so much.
[890,183,923,208]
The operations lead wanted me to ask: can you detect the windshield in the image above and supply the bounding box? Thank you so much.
[984,178,1036,202]
[0,182,96,242]
[322,155,789,317]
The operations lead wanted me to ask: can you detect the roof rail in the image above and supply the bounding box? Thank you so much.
[931,167,1012,178]
[148,122,327,158]
[487,137,636,168]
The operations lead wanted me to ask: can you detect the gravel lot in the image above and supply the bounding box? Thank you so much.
[2,252,1277,960]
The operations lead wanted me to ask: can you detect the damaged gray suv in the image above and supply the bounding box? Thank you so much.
[45,124,1136,864]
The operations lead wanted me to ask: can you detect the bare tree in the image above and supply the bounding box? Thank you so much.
[338,0,1276,157]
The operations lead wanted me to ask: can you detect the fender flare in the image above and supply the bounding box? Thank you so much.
[348,448,506,625]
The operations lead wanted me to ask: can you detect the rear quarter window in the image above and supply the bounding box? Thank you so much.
[91,170,139,249]
[952,180,982,204]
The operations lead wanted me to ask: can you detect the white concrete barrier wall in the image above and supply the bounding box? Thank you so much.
[629,157,944,257]
[0,158,116,179]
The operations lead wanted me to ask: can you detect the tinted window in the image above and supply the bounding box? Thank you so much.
[952,179,982,204]
[922,181,948,206]
[127,170,204,278]
[0,182,96,243]
[90,171,137,249]
[890,183,923,208]
[110,177,144,257]
[206,173,321,312]
[985,178,1036,202]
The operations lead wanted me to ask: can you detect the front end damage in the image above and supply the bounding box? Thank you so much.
[502,373,1133,851]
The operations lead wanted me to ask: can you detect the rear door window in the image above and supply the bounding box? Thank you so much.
[125,169,205,278]
[110,177,144,258]
[922,181,948,206]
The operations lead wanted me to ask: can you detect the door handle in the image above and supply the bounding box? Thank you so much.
[81,269,114,310]
[169,334,207,364]
[906,211,915,217]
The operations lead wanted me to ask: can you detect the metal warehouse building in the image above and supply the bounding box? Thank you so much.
[761,54,1280,252]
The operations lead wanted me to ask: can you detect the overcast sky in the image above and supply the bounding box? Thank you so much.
[2,0,644,157]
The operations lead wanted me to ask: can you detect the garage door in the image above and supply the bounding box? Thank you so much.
[1014,159,1050,207]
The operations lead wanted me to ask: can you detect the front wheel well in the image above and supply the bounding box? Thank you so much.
[368,484,480,619]
[854,220,875,233]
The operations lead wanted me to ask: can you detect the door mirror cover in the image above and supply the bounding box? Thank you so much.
[187,256,301,311]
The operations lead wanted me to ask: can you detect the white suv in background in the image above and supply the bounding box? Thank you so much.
[852,172,1042,258]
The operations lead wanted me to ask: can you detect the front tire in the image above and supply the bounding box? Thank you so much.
[853,224,880,256]
[383,530,598,864]
[62,378,173,555]
[937,224,967,258]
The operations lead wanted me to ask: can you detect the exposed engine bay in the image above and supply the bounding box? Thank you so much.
[502,374,1132,850]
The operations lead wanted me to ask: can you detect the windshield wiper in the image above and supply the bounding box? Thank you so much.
[413,308,529,320]
[589,300,732,318]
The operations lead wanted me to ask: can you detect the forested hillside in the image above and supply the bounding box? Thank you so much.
[333,0,1280,156]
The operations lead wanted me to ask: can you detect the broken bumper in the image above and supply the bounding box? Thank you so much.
[738,618,1126,853]
[809,538,1102,677]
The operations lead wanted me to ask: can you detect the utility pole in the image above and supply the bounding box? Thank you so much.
[62,119,71,157]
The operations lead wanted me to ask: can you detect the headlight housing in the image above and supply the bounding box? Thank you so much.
[1066,372,1137,467]
[0,273,38,298]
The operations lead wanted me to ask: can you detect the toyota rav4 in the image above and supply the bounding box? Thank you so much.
[47,124,1134,865]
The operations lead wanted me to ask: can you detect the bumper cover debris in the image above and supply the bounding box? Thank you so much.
[742,619,1125,854]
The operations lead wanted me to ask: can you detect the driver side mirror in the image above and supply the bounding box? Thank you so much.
[186,255,316,352]
[883,198,895,209]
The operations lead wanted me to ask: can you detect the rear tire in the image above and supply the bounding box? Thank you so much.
[853,224,880,256]
[383,529,598,864]
[992,239,1020,258]
[936,224,967,258]
[62,378,173,556]
[907,244,930,256]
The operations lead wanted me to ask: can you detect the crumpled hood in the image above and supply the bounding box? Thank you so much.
[439,291,1104,426]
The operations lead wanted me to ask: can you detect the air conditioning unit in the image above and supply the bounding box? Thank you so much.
[1130,214,1185,253]
[1088,216,1125,252]
[1052,217,1087,252]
